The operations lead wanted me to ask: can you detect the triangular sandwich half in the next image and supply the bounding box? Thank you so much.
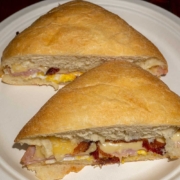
[15,60,180,180]
[1,0,167,90]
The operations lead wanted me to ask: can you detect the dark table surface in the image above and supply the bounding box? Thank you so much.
[0,0,180,22]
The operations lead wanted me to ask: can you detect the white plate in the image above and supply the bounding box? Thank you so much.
[0,0,180,179]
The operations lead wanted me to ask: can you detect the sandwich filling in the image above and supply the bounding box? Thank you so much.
[3,65,82,85]
[20,133,180,167]
[1,58,167,88]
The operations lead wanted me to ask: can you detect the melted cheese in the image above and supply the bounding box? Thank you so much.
[11,64,27,72]
[99,141,144,154]
[75,155,93,161]
[10,61,39,73]
[49,137,77,161]
[84,142,97,154]
[172,131,180,141]
[137,150,147,155]
[21,138,53,158]
[34,146,46,159]
[34,71,82,83]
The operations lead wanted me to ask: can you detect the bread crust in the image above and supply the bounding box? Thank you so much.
[2,1,167,71]
[27,164,84,180]
[26,152,164,180]
[15,61,180,142]
[1,74,59,89]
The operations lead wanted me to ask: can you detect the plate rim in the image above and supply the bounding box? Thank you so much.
[0,0,180,180]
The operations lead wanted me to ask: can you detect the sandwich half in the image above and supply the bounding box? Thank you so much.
[15,60,180,180]
[1,0,167,90]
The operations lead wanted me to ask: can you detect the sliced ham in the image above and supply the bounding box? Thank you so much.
[112,149,137,159]
[21,146,54,166]
[157,67,168,76]
[4,66,41,77]
[11,69,41,77]
[150,66,168,77]
[21,145,36,165]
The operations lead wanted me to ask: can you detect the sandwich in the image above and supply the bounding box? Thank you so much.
[15,60,180,180]
[1,0,167,90]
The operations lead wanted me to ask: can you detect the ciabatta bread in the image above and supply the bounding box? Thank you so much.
[1,0,167,90]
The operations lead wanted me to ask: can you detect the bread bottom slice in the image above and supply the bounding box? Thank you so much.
[26,151,169,180]
[2,75,60,90]
[27,163,84,180]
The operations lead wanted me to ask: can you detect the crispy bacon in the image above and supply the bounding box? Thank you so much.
[90,147,99,160]
[46,67,60,75]
[73,141,91,154]
[90,144,120,165]
[106,139,138,143]
[142,139,165,155]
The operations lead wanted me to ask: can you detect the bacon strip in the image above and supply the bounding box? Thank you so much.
[142,139,165,155]
[90,145,120,165]
[73,141,91,154]
[46,67,60,75]
[90,147,99,160]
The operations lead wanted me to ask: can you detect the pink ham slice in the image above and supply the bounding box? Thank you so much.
[150,66,168,77]
[11,69,40,77]
[21,145,54,166]
[156,67,168,76]
[4,66,41,77]
[21,145,36,165]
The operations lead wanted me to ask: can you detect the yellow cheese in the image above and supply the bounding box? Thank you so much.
[34,146,46,159]
[49,137,77,161]
[99,141,144,154]
[172,131,180,141]
[137,150,147,155]
[10,61,38,73]
[75,155,93,161]
[37,72,45,76]
[60,72,82,83]
[45,74,59,83]
[11,63,28,72]
[49,137,77,155]
[43,71,82,83]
